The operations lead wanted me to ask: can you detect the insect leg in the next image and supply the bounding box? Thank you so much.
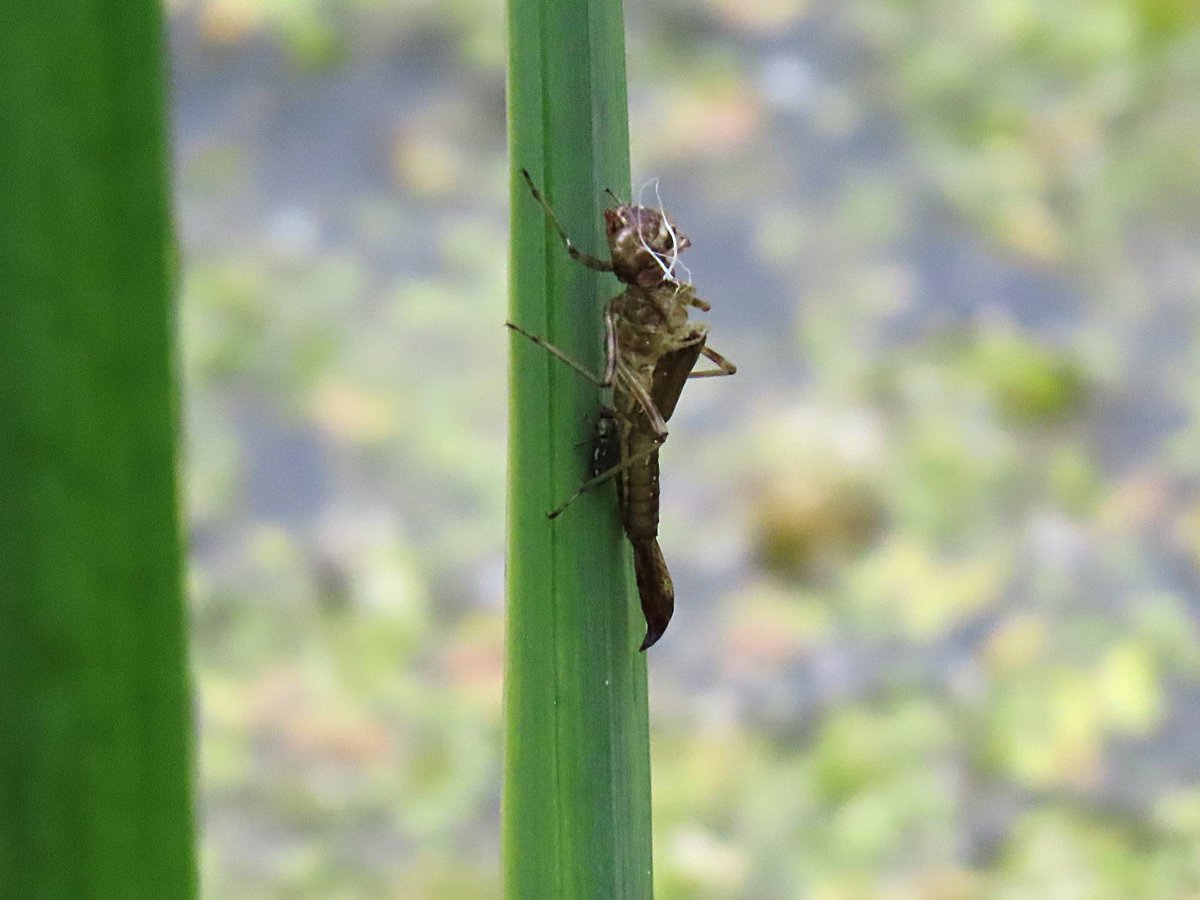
[546,441,660,519]
[618,362,669,439]
[520,169,615,274]
[673,330,707,349]
[506,322,610,387]
[686,345,737,378]
[602,306,618,386]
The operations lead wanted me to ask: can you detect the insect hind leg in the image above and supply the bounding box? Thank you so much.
[547,441,660,520]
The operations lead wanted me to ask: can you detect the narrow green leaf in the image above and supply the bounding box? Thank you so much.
[0,3,197,896]
[504,0,653,895]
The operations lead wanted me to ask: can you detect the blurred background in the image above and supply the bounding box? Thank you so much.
[173,0,1200,895]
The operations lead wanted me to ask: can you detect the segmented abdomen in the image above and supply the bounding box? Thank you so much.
[621,440,660,541]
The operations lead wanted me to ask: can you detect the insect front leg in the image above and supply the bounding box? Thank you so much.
[687,345,737,378]
[520,169,615,274]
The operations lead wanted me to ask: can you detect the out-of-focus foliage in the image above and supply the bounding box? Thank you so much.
[173,0,1200,894]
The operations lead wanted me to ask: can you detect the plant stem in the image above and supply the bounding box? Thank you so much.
[504,0,654,894]
[0,3,196,895]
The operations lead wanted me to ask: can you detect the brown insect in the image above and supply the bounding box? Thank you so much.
[507,170,736,650]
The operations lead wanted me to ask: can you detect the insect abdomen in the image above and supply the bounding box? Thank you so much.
[622,448,660,541]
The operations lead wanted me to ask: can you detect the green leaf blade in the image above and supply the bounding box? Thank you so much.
[0,3,196,896]
[504,0,653,895]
